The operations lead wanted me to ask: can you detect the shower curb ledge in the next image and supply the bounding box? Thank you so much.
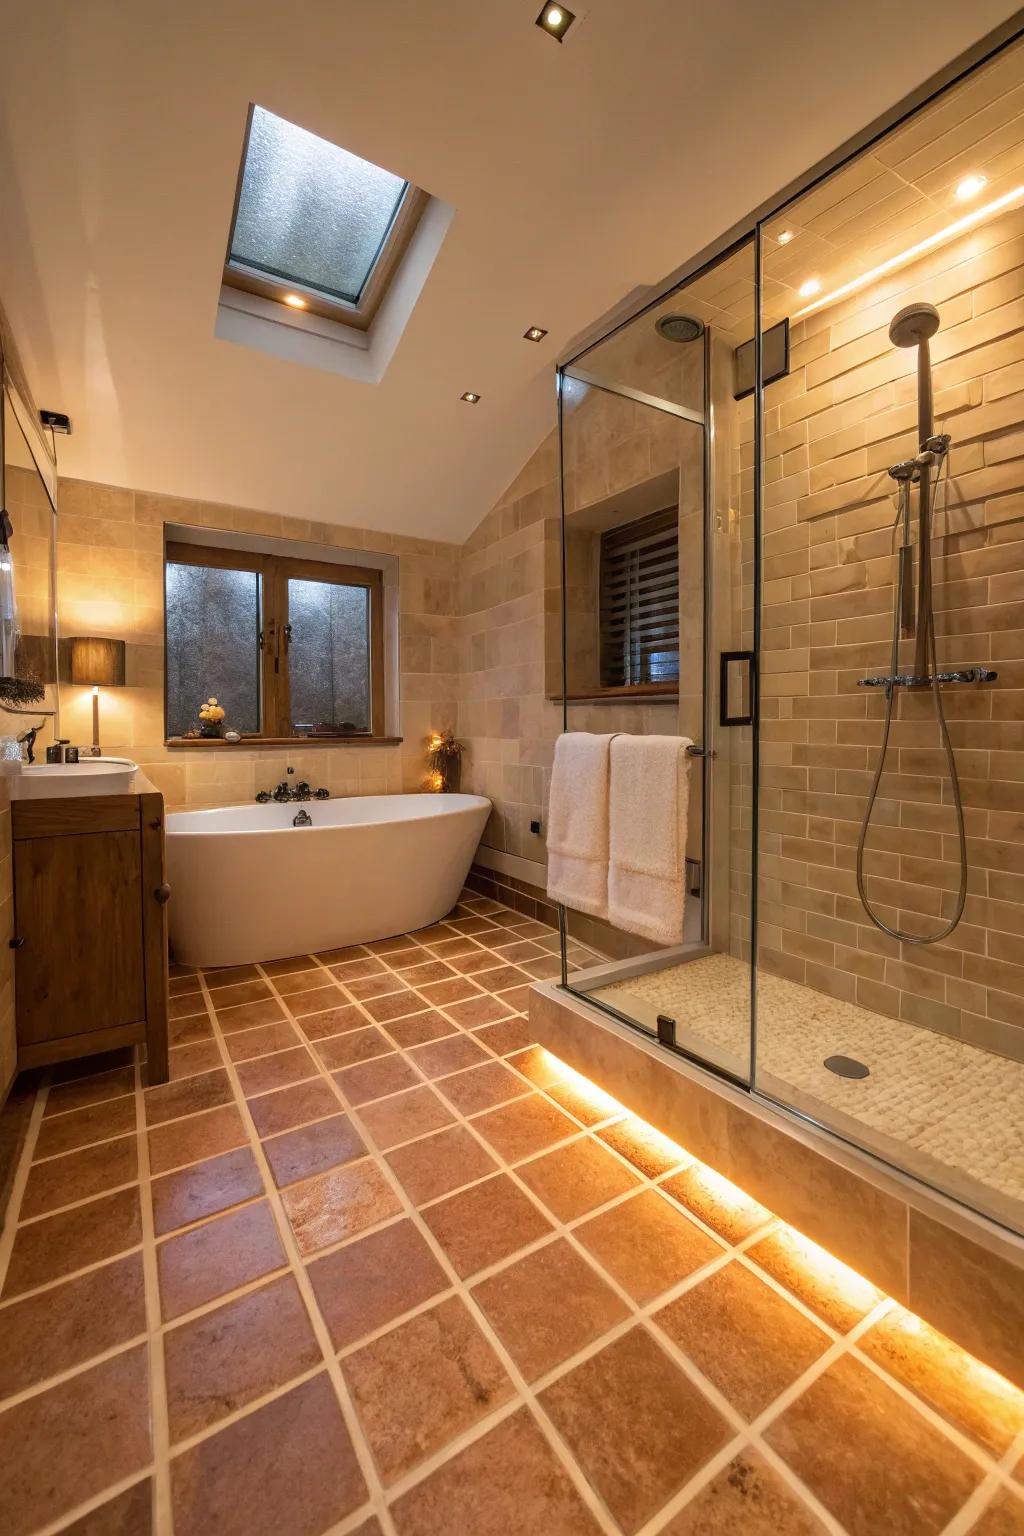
[529,980,1024,1388]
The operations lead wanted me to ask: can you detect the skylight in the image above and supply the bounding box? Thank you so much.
[224,106,424,324]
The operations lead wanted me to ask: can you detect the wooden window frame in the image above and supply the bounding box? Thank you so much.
[165,542,385,743]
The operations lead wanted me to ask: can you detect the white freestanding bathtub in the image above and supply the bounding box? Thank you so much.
[166,793,491,968]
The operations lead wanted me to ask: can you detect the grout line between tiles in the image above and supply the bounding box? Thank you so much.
[133,1055,173,1536]
[0,1075,50,1297]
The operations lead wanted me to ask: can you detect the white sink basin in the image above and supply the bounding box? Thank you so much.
[14,758,138,799]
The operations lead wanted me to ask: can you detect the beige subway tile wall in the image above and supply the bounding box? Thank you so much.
[54,480,460,809]
[743,205,1024,1064]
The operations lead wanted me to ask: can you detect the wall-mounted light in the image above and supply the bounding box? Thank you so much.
[69,636,126,750]
[523,326,548,342]
[460,391,481,404]
[535,3,576,41]
[283,294,307,309]
[954,173,987,202]
[798,277,821,298]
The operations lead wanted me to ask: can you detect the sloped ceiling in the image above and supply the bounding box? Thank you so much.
[0,0,1018,541]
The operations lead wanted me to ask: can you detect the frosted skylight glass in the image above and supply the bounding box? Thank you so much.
[229,106,409,305]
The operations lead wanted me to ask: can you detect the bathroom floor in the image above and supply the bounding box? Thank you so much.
[590,953,1024,1233]
[1,895,1022,1536]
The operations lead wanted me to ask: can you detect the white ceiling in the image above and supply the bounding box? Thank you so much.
[0,0,1019,542]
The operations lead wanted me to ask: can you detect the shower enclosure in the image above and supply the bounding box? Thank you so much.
[556,27,1024,1238]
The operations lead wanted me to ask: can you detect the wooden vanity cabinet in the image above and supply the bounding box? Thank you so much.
[13,791,169,1084]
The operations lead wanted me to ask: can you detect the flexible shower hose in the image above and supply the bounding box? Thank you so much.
[855,460,968,945]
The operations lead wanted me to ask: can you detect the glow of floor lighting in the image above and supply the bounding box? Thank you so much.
[792,183,1024,320]
[539,1050,1024,1408]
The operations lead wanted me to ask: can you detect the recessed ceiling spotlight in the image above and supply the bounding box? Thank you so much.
[955,173,988,202]
[536,3,576,41]
[460,391,481,404]
[523,326,548,342]
[283,293,307,309]
[798,277,822,298]
[775,229,796,245]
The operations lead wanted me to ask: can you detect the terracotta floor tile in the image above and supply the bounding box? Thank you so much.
[0,1345,150,1536]
[384,945,430,968]
[151,1145,263,1235]
[765,1355,982,1535]
[3,1185,142,1299]
[506,1045,567,1089]
[360,989,429,1024]
[541,1327,730,1534]
[577,1190,724,1303]
[661,1162,773,1244]
[655,1260,830,1418]
[443,994,515,1028]
[0,1253,146,1400]
[236,1047,317,1098]
[409,1033,491,1079]
[216,997,287,1033]
[298,1002,366,1039]
[223,1019,300,1061]
[148,1103,248,1175]
[281,1160,401,1256]
[445,914,499,936]
[398,960,457,987]
[342,972,407,1002]
[20,1134,137,1219]
[449,948,509,976]
[171,1013,214,1046]
[426,936,484,960]
[409,922,459,942]
[263,1113,366,1187]
[60,1478,153,1535]
[472,1238,628,1382]
[248,1078,338,1137]
[145,1068,234,1126]
[544,1076,620,1127]
[417,976,482,1007]
[43,1065,136,1118]
[168,1039,223,1080]
[170,991,207,1021]
[658,1451,828,1535]
[164,1273,321,1441]
[270,967,325,995]
[386,1124,498,1206]
[967,1491,1024,1536]
[330,955,388,982]
[472,1095,579,1164]
[491,940,547,965]
[262,953,316,976]
[334,1052,422,1105]
[384,1009,457,1048]
[206,964,262,989]
[517,1135,640,1222]
[211,979,274,1011]
[519,956,562,980]
[316,944,371,965]
[343,1294,513,1484]
[366,934,419,955]
[437,1061,531,1115]
[390,1405,603,1536]
[746,1228,883,1333]
[858,1304,1024,1455]
[472,1016,536,1056]
[470,963,530,994]
[157,1200,286,1320]
[597,1116,689,1178]
[315,1026,393,1071]
[358,1086,455,1150]
[170,1373,366,1536]
[307,1218,449,1350]
[493,983,533,1013]
[170,973,202,996]
[34,1095,137,1160]
[422,1174,554,1278]
[286,983,349,1017]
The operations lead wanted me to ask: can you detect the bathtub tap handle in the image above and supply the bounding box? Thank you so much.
[295,781,311,800]
[314,787,330,799]
[292,808,312,827]
[255,790,271,803]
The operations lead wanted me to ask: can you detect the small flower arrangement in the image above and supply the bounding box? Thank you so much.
[427,729,464,793]
[198,696,226,738]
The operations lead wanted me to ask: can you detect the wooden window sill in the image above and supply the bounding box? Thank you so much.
[166,736,403,749]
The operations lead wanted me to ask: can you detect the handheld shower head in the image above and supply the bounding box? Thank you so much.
[889,302,940,348]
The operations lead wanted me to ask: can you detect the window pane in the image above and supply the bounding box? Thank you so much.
[165,563,261,736]
[287,579,370,733]
[599,507,680,688]
[229,106,408,305]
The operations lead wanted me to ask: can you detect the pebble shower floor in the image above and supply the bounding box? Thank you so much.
[0,891,1022,1536]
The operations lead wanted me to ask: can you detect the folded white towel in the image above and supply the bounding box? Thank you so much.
[546,732,615,919]
[609,734,692,946]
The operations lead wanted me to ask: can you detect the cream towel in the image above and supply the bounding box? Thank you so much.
[609,734,692,945]
[546,731,615,919]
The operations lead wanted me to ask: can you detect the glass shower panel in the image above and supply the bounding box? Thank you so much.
[754,32,1024,1235]
[559,238,757,1085]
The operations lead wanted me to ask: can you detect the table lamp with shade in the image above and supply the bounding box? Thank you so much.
[69,637,125,751]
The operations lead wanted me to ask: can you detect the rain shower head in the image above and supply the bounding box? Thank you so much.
[889,302,940,348]
[655,314,705,343]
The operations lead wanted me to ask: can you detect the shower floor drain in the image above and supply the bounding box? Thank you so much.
[824,1054,870,1079]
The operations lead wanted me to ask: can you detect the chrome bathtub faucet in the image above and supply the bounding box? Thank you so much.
[292,808,312,827]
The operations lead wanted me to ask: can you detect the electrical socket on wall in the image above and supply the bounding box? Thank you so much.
[530,819,542,835]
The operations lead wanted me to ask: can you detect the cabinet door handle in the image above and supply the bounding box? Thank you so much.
[154,883,171,905]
